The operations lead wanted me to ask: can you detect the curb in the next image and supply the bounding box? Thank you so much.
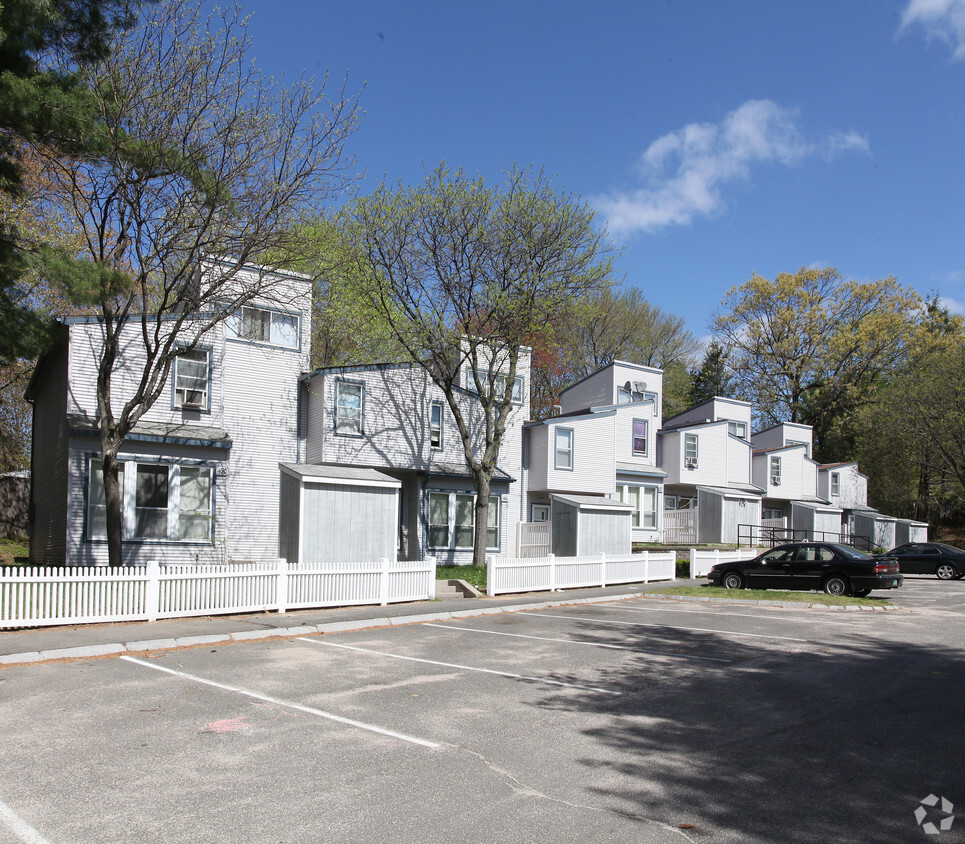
[0,591,649,667]
[638,592,899,611]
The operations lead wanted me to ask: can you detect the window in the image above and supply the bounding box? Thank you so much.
[632,419,648,456]
[470,370,525,405]
[173,348,210,410]
[770,456,782,485]
[664,494,677,510]
[335,380,363,436]
[531,504,549,522]
[87,459,213,542]
[428,492,499,550]
[830,472,840,496]
[428,493,450,548]
[762,507,784,520]
[454,494,474,547]
[135,464,169,538]
[728,421,747,440]
[684,433,698,467]
[611,484,658,529]
[554,428,573,470]
[788,439,810,458]
[429,402,444,449]
[87,461,125,539]
[226,305,299,349]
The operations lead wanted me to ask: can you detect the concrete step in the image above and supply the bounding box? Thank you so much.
[434,582,465,599]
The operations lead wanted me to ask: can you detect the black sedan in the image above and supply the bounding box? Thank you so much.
[707,542,903,597]
[886,542,965,580]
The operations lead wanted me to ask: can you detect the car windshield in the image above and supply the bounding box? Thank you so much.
[831,544,873,560]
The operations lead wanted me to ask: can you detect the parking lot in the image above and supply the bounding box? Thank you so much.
[3,579,965,843]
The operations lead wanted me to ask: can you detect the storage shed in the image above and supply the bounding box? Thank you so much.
[790,501,844,542]
[549,494,633,557]
[278,464,401,564]
[894,518,929,545]
[852,510,897,550]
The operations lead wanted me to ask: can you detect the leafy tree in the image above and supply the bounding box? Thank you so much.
[340,164,613,565]
[689,340,733,406]
[530,287,699,419]
[0,0,141,361]
[713,266,920,460]
[32,0,361,566]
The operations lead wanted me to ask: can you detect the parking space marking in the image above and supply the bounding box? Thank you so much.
[423,622,733,663]
[526,612,811,642]
[120,655,440,748]
[0,797,51,844]
[298,638,622,694]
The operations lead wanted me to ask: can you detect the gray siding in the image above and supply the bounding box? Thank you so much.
[29,339,70,564]
[577,509,631,555]
[552,500,578,556]
[278,471,301,563]
[697,489,724,544]
[299,483,397,563]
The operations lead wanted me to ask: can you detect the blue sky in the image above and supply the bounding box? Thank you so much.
[241,0,965,338]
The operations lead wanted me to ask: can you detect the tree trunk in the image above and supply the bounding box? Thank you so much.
[102,445,124,568]
[472,472,492,569]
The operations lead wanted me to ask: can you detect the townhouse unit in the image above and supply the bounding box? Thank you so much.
[659,397,760,544]
[28,261,311,566]
[522,361,666,553]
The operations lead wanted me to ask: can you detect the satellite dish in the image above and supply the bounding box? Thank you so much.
[623,381,633,392]
[633,381,647,393]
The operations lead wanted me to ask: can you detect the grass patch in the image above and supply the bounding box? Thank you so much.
[436,564,486,588]
[656,584,890,607]
[0,538,29,567]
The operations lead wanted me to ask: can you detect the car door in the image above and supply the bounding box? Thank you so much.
[789,544,834,591]
[894,544,934,575]
[746,547,796,589]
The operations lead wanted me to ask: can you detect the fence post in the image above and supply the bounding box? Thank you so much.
[276,558,288,614]
[486,554,494,596]
[689,548,696,580]
[427,556,437,599]
[379,557,389,606]
[548,552,556,592]
[642,550,650,583]
[146,559,160,622]
[600,552,607,588]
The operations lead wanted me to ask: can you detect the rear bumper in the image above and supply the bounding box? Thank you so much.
[851,573,903,591]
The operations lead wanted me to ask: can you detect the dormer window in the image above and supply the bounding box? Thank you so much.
[831,472,840,496]
[770,456,782,486]
[173,348,210,410]
[728,421,747,440]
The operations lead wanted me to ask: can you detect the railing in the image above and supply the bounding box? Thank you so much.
[690,548,763,578]
[487,551,675,596]
[517,522,551,558]
[737,523,871,550]
[0,558,436,629]
[663,508,697,544]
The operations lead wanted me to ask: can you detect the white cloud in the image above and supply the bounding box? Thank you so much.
[940,295,965,314]
[593,100,869,236]
[899,0,965,60]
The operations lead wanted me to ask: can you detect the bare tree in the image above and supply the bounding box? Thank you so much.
[341,165,613,566]
[33,0,361,566]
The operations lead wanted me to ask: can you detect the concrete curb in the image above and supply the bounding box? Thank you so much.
[638,592,899,611]
[0,591,646,667]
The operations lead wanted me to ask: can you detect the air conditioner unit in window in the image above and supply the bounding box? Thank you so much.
[685,457,698,469]
[181,392,205,408]
[771,476,781,486]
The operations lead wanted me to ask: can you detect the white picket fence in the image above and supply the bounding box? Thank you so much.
[0,558,436,629]
[487,551,676,596]
[689,548,762,578]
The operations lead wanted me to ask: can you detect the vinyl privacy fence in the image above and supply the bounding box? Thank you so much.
[689,548,763,578]
[0,558,436,629]
[487,551,676,596]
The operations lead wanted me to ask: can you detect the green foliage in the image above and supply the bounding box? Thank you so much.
[689,340,733,406]
[435,565,486,588]
[714,266,921,461]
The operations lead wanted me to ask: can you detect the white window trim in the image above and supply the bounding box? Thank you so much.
[611,483,658,529]
[172,346,211,411]
[334,378,365,437]
[225,304,300,350]
[632,418,648,457]
[830,472,840,496]
[427,492,501,551]
[554,427,574,471]
[86,457,215,544]
[429,401,444,449]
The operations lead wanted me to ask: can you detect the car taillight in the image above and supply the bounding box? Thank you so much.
[875,561,898,573]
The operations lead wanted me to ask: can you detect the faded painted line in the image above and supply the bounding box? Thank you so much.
[298,638,621,695]
[423,622,733,663]
[594,603,855,625]
[120,655,439,748]
[526,612,811,643]
[0,798,52,844]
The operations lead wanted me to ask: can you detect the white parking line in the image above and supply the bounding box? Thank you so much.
[120,655,440,748]
[299,638,622,694]
[525,612,811,642]
[0,798,51,844]
[423,622,733,663]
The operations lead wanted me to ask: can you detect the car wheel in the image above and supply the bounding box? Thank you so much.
[853,589,872,598]
[823,575,850,596]
[936,564,958,580]
[722,571,745,590]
